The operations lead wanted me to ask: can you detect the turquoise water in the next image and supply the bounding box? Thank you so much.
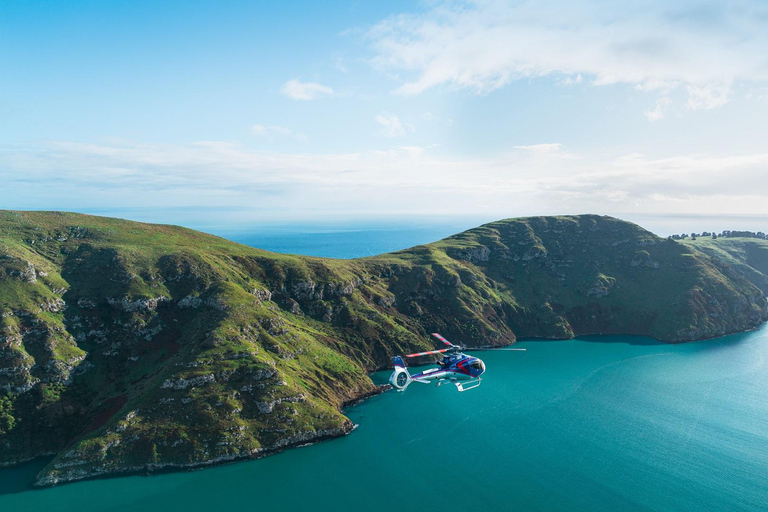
[211,221,484,259]
[2,328,768,511]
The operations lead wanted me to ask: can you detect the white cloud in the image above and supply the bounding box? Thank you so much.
[280,79,334,100]
[562,74,584,86]
[645,94,672,121]
[685,83,731,110]
[251,124,307,142]
[374,112,413,137]
[514,143,563,154]
[332,54,349,74]
[745,87,768,103]
[3,140,768,219]
[367,0,768,112]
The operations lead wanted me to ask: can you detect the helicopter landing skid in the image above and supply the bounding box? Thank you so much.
[455,378,481,392]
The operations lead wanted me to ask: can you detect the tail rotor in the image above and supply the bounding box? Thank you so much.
[389,356,413,391]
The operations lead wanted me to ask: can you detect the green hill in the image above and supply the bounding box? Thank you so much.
[1,211,766,485]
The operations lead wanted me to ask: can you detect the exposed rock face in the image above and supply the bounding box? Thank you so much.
[288,278,360,301]
[161,374,215,390]
[40,298,66,313]
[177,295,203,309]
[586,275,615,297]
[108,296,170,312]
[251,289,272,302]
[0,211,767,487]
[291,280,317,301]
[256,394,306,414]
[450,245,490,263]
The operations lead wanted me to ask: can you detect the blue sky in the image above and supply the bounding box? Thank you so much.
[2,0,768,228]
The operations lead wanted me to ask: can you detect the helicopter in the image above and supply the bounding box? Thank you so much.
[389,333,525,392]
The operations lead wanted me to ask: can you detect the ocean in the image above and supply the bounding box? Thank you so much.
[207,219,487,259]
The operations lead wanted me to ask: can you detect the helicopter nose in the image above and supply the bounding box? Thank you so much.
[471,359,486,376]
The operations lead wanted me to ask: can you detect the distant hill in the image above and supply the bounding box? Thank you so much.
[1,211,766,485]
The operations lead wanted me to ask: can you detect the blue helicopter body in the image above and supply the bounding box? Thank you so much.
[389,333,522,392]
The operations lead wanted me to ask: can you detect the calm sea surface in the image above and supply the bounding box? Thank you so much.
[210,221,484,259]
[2,225,767,511]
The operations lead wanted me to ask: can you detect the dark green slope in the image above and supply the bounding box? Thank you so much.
[681,237,768,295]
[394,215,768,342]
[0,211,765,485]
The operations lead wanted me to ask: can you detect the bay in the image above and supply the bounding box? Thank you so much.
[3,329,767,511]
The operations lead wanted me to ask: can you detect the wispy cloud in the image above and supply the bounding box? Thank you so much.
[685,83,731,110]
[251,124,307,142]
[332,54,349,74]
[514,143,564,154]
[562,74,584,86]
[367,0,768,114]
[374,112,413,137]
[645,94,672,121]
[280,79,334,100]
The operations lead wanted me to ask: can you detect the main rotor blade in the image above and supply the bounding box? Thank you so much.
[405,348,450,358]
[431,333,455,347]
[463,347,527,351]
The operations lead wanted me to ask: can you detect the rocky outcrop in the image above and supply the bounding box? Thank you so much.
[161,374,215,390]
[449,244,490,263]
[107,296,170,312]
[288,278,361,301]
[255,394,307,414]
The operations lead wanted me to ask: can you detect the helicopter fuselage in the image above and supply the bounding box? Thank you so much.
[390,352,486,392]
[389,332,524,392]
[409,352,485,382]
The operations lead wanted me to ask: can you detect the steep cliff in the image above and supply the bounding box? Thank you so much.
[0,211,765,485]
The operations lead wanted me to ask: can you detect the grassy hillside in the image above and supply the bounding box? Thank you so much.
[0,211,766,486]
[681,237,768,295]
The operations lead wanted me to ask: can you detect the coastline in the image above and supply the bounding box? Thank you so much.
[34,383,394,487]
[35,421,357,488]
[3,323,764,488]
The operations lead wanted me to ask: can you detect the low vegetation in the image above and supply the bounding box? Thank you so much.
[1,211,766,485]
